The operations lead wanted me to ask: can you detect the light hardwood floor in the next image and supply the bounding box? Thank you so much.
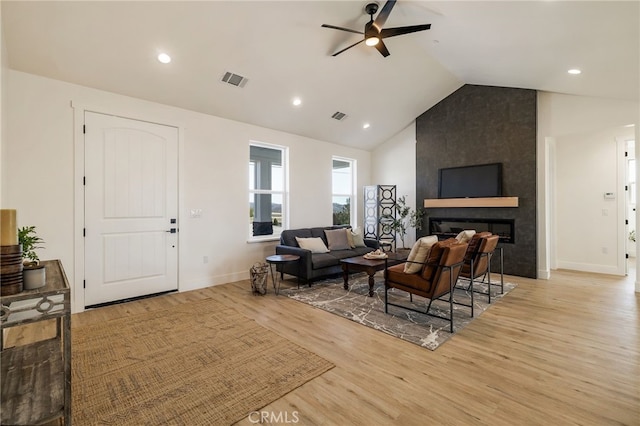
[12,267,640,425]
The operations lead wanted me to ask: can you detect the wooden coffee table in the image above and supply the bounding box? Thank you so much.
[340,252,408,296]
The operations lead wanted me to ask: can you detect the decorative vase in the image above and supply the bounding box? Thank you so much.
[23,263,46,290]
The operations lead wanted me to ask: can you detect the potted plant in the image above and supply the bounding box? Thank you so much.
[18,225,46,289]
[382,196,426,250]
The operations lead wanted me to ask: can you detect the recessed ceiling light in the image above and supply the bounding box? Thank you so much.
[292,97,302,106]
[567,69,581,75]
[157,53,171,64]
[363,123,370,129]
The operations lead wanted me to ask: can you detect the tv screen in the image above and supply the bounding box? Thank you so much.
[438,163,502,198]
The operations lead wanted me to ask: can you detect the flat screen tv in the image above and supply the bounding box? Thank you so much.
[438,163,502,199]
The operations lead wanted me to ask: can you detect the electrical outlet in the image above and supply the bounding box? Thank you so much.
[602,247,608,254]
[203,256,209,264]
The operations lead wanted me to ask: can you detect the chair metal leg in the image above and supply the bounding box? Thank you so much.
[470,272,474,317]
[449,269,454,333]
[487,255,492,304]
[499,247,504,294]
[384,285,389,313]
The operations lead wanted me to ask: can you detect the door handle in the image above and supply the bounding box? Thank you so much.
[166,228,177,233]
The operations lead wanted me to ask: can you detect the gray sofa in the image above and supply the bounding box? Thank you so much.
[275,226,379,283]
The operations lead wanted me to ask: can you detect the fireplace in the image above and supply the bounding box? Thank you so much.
[429,217,515,244]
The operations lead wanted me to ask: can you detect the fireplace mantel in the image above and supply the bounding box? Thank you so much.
[424,197,519,208]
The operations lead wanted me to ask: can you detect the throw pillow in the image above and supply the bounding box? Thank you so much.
[345,228,356,248]
[350,228,367,248]
[455,229,476,243]
[295,237,329,253]
[325,229,351,251]
[404,235,438,274]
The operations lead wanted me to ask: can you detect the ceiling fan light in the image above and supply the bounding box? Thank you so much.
[365,37,379,47]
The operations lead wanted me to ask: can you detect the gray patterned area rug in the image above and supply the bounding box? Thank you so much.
[281,273,516,350]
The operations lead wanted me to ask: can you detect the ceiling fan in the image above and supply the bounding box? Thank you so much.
[321,0,431,57]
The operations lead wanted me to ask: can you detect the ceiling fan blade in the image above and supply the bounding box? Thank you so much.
[331,39,365,56]
[321,24,363,35]
[380,24,431,39]
[373,0,396,32]
[375,40,391,57]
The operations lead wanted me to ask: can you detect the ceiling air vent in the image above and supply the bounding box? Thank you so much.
[221,71,248,88]
[331,111,347,121]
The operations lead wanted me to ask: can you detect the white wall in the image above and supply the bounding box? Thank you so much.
[554,127,631,274]
[371,122,418,248]
[0,6,6,203]
[4,70,372,312]
[537,92,639,287]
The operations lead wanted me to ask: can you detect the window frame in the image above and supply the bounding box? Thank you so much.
[248,141,289,242]
[332,156,357,227]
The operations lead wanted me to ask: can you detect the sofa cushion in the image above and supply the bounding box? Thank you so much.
[311,252,340,269]
[281,228,312,247]
[310,227,330,245]
[404,235,438,274]
[346,230,356,248]
[387,263,433,293]
[295,237,329,253]
[350,228,367,247]
[327,249,359,260]
[325,228,351,251]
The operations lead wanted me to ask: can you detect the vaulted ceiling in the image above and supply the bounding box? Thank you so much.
[2,1,638,150]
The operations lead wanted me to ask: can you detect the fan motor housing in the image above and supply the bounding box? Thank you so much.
[365,3,379,16]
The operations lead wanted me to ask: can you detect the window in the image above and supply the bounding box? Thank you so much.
[249,143,287,240]
[332,157,356,226]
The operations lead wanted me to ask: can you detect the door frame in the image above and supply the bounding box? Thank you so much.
[72,102,184,313]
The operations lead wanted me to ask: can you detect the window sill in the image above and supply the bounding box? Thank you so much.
[247,236,280,244]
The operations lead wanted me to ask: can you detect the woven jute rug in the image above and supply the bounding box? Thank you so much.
[282,272,516,350]
[72,298,334,425]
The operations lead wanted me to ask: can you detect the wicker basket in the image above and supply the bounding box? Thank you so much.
[250,262,269,295]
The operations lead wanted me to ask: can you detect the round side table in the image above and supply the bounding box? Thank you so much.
[265,254,300,295]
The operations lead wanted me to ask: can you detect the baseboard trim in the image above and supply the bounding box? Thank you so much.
[555,261,623,276]
[180,270,250,292]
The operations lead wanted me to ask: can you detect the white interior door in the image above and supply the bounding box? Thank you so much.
[84,112,178,307]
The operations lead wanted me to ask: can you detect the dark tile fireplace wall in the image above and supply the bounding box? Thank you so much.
[416,84,537,278]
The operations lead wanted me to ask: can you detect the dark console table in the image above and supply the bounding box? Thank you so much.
[1,259,71,426]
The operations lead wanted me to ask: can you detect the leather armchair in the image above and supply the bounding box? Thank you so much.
[384,239,470,333]
[459,233,502,303]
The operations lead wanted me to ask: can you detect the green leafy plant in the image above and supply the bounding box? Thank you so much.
[18,226,45,264]
[382,196,425,249]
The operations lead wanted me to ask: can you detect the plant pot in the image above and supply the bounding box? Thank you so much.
[23,263,46,290]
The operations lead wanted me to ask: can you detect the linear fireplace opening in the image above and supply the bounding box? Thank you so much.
[429,217,515,244]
